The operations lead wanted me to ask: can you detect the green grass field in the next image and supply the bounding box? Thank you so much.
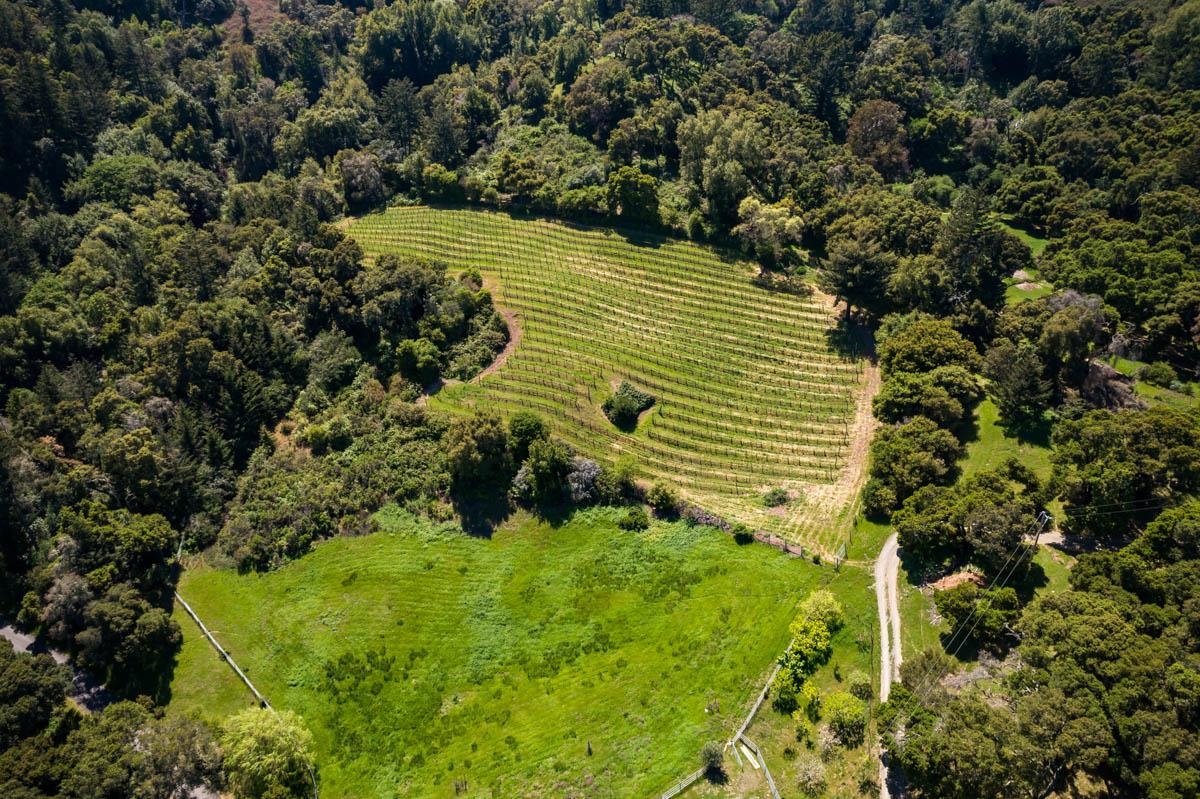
[961,399,1053,480]
[1108,356,1200,412]
[998,219,1053,304]
[346,206,873,556]
[169,506,865,798]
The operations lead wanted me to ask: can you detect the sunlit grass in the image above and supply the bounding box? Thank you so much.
[169,506,859,798]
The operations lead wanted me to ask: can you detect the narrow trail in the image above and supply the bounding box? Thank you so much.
[874,533,902,799]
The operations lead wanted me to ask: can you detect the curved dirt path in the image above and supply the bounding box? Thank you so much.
[473,307,521,383]
[875,533,902,799]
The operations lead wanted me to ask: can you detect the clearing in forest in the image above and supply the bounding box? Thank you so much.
[348,206,873,556]
[168,507,868,799]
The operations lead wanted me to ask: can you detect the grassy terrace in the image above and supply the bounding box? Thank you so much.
[169,506,865,799]
[347,206,872,556]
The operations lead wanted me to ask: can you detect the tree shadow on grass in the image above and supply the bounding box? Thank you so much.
[1004,416,1053,448]
[528,500,576,528]
[451,490,513,538]
[704,766,729,785]
[1008,558,1049,605]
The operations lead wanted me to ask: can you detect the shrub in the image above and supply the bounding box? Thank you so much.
[508,410,549,462]
[596,456,637,503]
[618,506,650,531]
[777,619,833,696]
[772,672,799,714]
[566,456,601,504]
[422,163,463,201]
[395,337,442,385]
[220,708,314,799]
[800,590,844,632]
[646,481,679,516]
[602,381,655,429]
[299,423,329,455]
[1139,361,1178,387]
[801,683,821,721]
[521,437,573,504]
[795,752,827,797]
[861,478,897,519]
[825,691,867,746]
[848,669,872,700]
[762,487,789,507]
[731,523,755,545]
[327,415,352,451]
[700,741,724,775]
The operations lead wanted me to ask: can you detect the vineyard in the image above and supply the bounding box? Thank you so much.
[347,206,875,555]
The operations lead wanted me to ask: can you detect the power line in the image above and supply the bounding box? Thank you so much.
[880,511,1050,737]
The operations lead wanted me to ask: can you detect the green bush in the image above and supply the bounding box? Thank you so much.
[395,338,442,385]
[509,410,549,463]
[327,416,353,451]
[762,487,789,507]
[861,478,897,519]
[618,506,650,531]
[595,456,638,503]
[801,683,821,722]
[799,590,844,632]
[824,691,866,746]
[848,670,872,701]
[602,381,655,429]
[646,481,679,515]
[771,672,799,714]
[1139,361,1178,387]
[422,163,463,201]
[700,741,724,774]
[300,423,329,455]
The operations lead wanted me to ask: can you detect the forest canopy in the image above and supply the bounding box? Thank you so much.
[1,0,1198,796]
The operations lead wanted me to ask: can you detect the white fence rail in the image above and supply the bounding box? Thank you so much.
[174,591,270,709]
[659,768,705,799]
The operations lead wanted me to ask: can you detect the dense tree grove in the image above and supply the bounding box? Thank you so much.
[0,0,1198,794]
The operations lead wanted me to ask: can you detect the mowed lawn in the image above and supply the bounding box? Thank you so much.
[169,506,859,798]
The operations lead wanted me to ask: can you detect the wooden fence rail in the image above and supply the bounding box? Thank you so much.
[659,768,705,799]
[174,591,270,709]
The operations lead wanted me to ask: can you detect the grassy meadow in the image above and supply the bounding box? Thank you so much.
[961,399,1053,480]
[169,506,865,798]
[347,206,872,556]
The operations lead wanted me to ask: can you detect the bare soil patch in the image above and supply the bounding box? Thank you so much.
[929,571,985,591]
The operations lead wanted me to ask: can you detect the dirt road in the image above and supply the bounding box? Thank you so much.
[875,533,902,700]
[1,621,112,712]
[874,533,902,799]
